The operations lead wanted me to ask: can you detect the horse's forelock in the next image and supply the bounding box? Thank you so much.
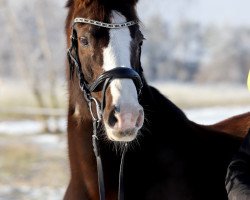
[100,0,138,6]
[66,0,94,9]
[66,0,139,9]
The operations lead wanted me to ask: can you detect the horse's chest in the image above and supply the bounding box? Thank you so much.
[125,144,194,200]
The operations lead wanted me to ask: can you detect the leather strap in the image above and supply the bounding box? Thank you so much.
[118,144,128,200]
[92,125,106,200]
[87,67,143,94]
[92,121,128,200]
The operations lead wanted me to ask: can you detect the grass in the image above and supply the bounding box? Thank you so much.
[0,81,67,120]
[0,81,67,108]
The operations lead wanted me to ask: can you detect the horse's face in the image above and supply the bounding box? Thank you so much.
[74,11,144,142]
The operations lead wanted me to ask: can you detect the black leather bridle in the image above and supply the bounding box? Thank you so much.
[67,17,143,200]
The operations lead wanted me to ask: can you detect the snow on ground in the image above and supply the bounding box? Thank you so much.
[0,186,64,200]
[0,106,249,135]
[184,106,250,125]
[0,118,66,135]
[30,134,66,150]
[0,120,44,135]
[0,133,68,200]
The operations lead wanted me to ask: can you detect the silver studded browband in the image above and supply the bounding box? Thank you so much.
[74,18,138,29]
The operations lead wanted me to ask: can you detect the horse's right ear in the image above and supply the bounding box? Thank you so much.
[120,0,139,6]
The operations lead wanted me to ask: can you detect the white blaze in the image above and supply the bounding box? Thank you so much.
[103,11,138,106]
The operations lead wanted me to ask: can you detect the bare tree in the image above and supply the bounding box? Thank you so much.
[2,0,55,132]
[35,0,60,109]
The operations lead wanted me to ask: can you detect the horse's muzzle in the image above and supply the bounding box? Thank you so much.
[105,104,144,142]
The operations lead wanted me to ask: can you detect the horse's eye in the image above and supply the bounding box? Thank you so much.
[79,37,89,47]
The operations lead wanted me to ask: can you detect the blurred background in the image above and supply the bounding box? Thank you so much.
[0,0,250,199]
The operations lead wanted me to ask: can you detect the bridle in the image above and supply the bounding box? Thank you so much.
[67,17,143,200]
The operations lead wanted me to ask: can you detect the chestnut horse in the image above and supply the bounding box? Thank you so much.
[64,0,249,199]
[210,112,250,138]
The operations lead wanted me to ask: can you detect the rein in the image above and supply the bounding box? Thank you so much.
[67,17,142,200]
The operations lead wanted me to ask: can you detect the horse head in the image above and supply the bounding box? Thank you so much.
[66,0,145,142]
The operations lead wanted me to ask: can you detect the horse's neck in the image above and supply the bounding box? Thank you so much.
[67,89,101,198]
[141,84,188,124]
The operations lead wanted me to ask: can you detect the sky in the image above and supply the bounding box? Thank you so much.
[8,0,250,27]
[138,0,250,27]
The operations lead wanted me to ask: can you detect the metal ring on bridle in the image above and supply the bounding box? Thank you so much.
[74,18,138,29]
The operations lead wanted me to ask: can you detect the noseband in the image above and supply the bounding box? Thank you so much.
[67,17,143,200]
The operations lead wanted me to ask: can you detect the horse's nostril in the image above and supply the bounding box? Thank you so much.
[108,109,118,128]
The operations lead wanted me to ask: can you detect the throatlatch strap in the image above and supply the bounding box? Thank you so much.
[96,156,105,200]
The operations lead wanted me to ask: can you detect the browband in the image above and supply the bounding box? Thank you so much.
[74,18,138,29]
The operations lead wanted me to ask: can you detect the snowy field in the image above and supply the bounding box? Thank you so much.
[0,81,250,200]
[185,106,250,124]
[0,106,250,200]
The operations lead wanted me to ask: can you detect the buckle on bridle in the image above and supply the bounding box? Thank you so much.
[89,97,102,122]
